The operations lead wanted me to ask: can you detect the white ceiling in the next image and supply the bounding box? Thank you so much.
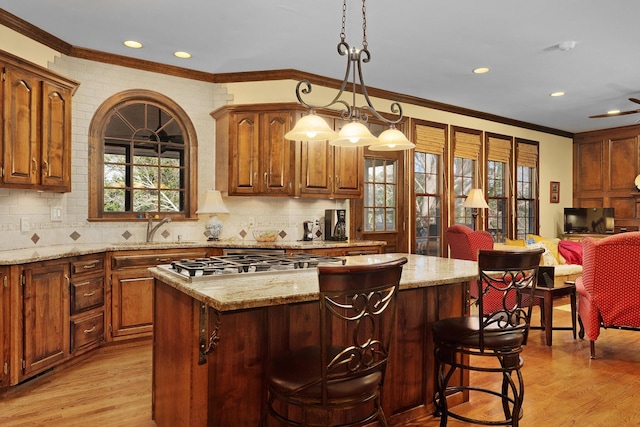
[2,0,640,134]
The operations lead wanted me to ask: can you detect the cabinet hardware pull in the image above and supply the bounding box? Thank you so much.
[43,160,49,175]
[31,158,38,174]
[156,258,170,263]
[83,291,96,297]
[83,326,96,334]
[82,263,97,269]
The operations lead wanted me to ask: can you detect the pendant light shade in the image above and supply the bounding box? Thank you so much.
[284,112,338,141]
[329,121,378,147]
[368,127,416,151]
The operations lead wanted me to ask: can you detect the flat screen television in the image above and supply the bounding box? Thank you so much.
[564,207,615,234]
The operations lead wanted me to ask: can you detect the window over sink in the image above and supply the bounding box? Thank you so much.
[88,89,198,220]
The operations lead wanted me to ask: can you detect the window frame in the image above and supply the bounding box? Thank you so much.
[88,89,198,221]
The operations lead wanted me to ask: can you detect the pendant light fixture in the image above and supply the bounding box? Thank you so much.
[284,0,415,151]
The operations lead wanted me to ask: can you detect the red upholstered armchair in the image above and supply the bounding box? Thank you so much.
[446,224,494,262]
[446,224,494,308]
[576,232,640,358]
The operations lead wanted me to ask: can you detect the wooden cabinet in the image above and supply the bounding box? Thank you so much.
[212,105,294,196]
[1,50,78,192]
[212,103,365,199]
[69,255,105,355]
[285,244,383,257]
[20,259,70,380]
[298,137,363,198]
[108,249,207,341]
[0,267,8,388]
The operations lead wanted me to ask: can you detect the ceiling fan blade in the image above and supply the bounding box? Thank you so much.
[629,98,640,105]
[589,109,640,118]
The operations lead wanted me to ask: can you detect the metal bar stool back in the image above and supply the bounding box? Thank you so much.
[432,248,544,427]
[261,257,408,426]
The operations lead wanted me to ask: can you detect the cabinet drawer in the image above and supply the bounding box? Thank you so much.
[71,256,105,276]
[111,250,207,269]
[70,277,104,314]
[70,311,104,352]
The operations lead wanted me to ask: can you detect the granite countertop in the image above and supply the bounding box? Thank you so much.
[149,253,478,311]
[0,239,386,265]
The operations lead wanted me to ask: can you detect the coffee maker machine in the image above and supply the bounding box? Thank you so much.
[303,221,314,241]
[324,209,347,241]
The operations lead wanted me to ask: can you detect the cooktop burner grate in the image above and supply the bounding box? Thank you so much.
[165,253,347,279]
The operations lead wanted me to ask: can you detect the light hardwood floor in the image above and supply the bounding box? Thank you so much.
[2,298,640,426]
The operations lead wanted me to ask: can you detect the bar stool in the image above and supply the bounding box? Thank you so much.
[260,257,407,426]
[432,248,544,427]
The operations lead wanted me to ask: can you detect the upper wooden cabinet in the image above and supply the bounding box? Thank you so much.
[0,50,78,192]
[212,105,295,196]
[212,103,364,199]
[297,117,363,198]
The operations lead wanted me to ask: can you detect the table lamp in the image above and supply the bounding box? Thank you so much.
[463,188,489,230]
[196,190,229,240]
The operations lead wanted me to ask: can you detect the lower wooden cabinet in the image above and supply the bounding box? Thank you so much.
[20,260,70,380]
[107,249,207,341]
[286,244,383,257]
[69,254,105,355]
[0,267,8,388]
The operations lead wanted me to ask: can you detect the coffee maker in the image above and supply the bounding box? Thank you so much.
[324,209,347,241]
[303,221,314,241]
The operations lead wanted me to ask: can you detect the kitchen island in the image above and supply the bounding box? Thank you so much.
[149,253,477,426]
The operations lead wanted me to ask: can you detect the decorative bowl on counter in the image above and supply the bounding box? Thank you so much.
[252,229,279,242]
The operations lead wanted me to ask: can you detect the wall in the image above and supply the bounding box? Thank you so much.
[0,25,572,251]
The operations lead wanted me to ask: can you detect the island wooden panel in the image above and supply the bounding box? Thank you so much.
[152,278,468,426]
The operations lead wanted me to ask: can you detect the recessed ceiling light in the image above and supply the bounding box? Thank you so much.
[123,40,143,49]
[550,91,566,97]
[472,67,490,74]
[607,109,621,115]
[174,51,192,59]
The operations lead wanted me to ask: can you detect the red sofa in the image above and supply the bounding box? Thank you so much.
[576,232,640,358]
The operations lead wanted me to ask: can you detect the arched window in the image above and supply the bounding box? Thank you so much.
[88,90,197,220]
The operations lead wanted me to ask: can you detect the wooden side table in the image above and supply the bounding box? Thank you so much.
[531,281,577,346]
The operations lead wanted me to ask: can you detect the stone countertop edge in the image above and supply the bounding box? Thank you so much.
[0,239,387,266]
[149,253,479,312]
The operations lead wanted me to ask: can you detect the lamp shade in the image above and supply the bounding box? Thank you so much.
[196,190,229,214]
[368,127,415,151]
[463,188,489,209]
[330,121,378,147]
[285,113,338,141]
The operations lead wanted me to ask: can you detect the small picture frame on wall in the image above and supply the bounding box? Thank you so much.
[550,181,560,203]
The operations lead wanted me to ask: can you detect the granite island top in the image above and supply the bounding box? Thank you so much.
[149,253,478,311]
[0,239,386,265]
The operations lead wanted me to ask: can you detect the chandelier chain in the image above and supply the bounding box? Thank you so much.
[361,0,368,50]
[340,0,347,43]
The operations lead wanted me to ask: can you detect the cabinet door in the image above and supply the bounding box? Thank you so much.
[333,145,363,197]
[111,268,154,340]
[230,111,260,194]
[0,268,8,387]
[22,262,69,377]
[261,111,293,195]
[3,65,40,187]
[41,80,72,191]
[299,139,333,196]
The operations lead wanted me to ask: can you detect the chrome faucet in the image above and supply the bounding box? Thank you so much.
[146,215,172,242]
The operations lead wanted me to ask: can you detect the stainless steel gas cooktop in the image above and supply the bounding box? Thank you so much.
[160,253,347,280]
